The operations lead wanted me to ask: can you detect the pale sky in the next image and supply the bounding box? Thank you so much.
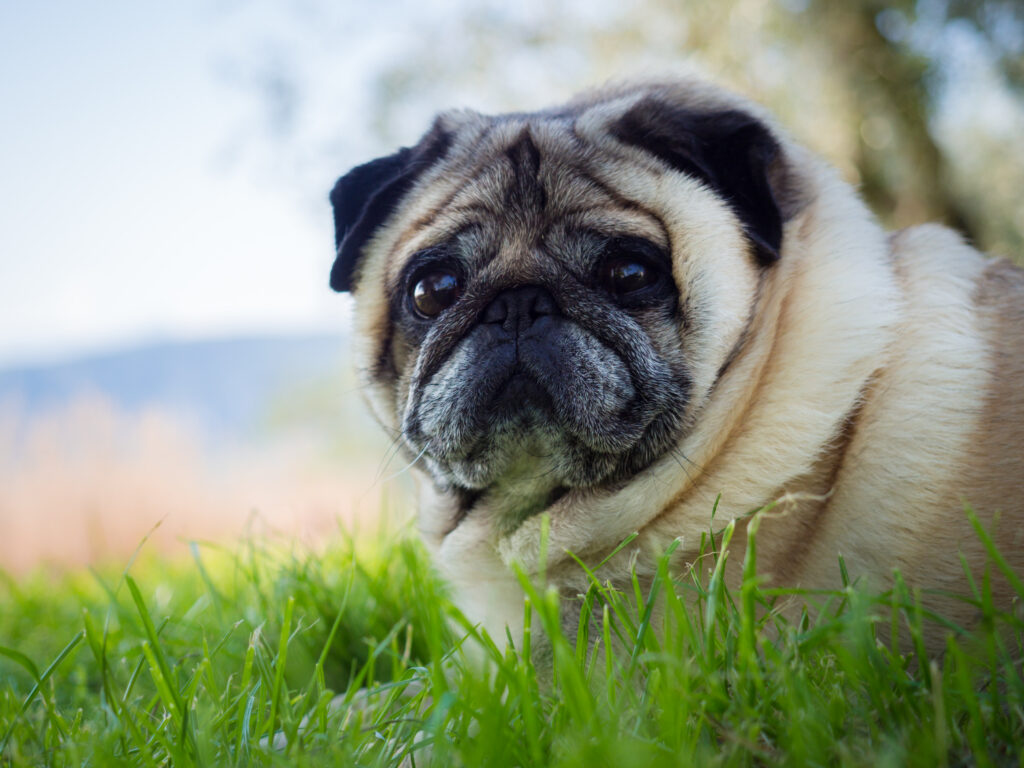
[0,1,353,367]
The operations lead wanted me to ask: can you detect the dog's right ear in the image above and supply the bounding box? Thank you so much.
[330,123,452,292]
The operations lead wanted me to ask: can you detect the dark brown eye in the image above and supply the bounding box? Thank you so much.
[411,270,461,318]
[598,257,659,296]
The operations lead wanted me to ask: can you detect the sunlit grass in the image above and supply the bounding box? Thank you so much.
[1,507,1022,767]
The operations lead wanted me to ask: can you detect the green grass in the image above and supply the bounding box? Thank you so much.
[1,508,1022,767]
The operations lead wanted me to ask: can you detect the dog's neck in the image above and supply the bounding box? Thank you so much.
[484,445,566,535]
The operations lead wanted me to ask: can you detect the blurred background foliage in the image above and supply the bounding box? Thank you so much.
[229,0,1023,259]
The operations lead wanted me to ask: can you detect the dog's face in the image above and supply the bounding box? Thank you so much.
[398,223,686,494]
[331,83,798,526]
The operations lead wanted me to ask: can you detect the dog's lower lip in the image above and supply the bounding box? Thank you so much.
[489,371,551,414]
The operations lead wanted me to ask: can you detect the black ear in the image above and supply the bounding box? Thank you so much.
[611,98,791,265]
[329,124,452,292]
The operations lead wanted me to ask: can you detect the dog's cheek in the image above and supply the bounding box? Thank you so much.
[628,309,688,381]
[390,331,416,382]
[413,344,481,454]
[391,335,423,422]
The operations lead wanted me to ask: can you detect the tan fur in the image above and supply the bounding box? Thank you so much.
[345,77,1024,650]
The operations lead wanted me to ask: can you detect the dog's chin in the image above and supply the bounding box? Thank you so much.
[418,385,660,496]
[437,417,622,491]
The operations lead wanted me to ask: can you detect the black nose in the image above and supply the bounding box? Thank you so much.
[481,285,557,332]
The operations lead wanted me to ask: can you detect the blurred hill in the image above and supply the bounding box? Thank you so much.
[0,334,411,574]
[0,334,348,445]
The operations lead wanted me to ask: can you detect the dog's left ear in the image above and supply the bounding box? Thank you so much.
[330,123,452,292]
[612,98,799,265]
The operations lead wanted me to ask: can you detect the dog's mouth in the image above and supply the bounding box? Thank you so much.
[395,268,693,500]
[488,369,553,420]
[453,367,561,471]
[405,314,688,494]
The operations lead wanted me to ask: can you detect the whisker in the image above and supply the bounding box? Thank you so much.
[668,446,703,485]
[372,432,407,484]
[378,443,430,485]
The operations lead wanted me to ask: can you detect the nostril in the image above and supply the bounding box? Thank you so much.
[481,285,558,327]
[529,290,556,318]
[482,297,508,324]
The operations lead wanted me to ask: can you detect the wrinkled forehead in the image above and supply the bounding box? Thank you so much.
[384,113,671,285]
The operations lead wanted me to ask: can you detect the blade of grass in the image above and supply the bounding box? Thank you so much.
[125,576,183,719]
[265,595,295,743]
[0,631,84,754]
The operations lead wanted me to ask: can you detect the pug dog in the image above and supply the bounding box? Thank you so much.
[329,77,1024,650]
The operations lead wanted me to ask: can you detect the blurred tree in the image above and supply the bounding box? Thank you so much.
[788,0,1023,253]
[797,1,970,234]
[223,0,1024,258]
[946,0,1024,87]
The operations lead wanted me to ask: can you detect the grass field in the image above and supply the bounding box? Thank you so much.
[1,508,1022,767]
